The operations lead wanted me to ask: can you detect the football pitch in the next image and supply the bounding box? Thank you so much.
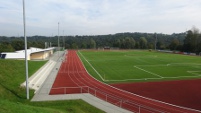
[78,50,201,83]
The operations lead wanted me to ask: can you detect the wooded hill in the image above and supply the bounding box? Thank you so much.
[1,27,201,54]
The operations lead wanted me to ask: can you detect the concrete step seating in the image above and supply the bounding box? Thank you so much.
[21,60,56,93]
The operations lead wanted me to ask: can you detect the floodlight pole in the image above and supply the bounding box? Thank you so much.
[63,30,65,50]
[155,33,157,51]
[23,0,29,100]
[58,22,60,56]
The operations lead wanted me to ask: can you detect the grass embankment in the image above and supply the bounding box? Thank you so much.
[0,60,104,113]
[78,50,201,84]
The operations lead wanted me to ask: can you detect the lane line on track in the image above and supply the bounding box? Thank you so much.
[76,53,172,112]
[51,50,201,113]
[76,51,187,113]
[76,50,201,113]
[67,51,85,88]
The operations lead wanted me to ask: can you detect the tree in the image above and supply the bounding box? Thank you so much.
[120,39,126,49]
[169,38,180,50]
[89,39,96,49]
[0,42,15,52]
[183,30,193,52]
[65,44,70,49]
[148,42,154,49]
[129,38,135,49]
[135,42,140,49]
[71,43,78,49]
[197,34,201,54]
[191,27,200,53]
[124,37,135,49]
[81,42,87,49]
[183,26,200,53]
[0,32,193,51]
[139,37,147,49]
[11,40,24,50]
[113,39,121,48]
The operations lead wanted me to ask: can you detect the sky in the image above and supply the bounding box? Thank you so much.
[0,0,201,36]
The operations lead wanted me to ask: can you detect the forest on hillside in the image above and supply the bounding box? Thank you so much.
[0,27,201,54]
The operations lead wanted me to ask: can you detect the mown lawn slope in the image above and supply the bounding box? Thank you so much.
[0,59,104,113]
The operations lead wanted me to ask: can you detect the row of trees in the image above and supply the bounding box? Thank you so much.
[112,37,148,49]
[183,27,201,54]
[62,32,185,50]
[0,27,201,54]
[0,39,46,52]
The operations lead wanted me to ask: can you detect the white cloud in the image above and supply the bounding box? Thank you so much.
[1,0,201,36]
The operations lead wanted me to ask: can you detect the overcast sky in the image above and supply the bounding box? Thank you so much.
[1,0,201,36]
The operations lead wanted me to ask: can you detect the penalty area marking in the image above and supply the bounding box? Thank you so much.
[78,51,162,82]
[134,66,163,78]
[78,53,201,82]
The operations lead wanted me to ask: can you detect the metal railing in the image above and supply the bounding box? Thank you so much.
[51,86,167,113]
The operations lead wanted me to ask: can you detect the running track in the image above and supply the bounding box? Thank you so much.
[50,50,199,113]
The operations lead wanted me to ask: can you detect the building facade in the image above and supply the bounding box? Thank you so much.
[0,47,55,60]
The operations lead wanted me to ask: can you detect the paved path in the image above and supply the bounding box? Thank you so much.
[31,51,131,113]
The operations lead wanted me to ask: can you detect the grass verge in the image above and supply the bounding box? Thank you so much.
[0,59,104,113]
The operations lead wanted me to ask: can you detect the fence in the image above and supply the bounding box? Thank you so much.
[51,86,167,113]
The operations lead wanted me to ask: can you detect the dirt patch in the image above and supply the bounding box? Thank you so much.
[111,79,201,111]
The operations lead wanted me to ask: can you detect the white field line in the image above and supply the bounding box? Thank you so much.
[135,64,167,67]
[78,52,164,82]
[77,51,201,113]
[134,66,163,78]
[163,75,201,79]
[78,53,201,82]
[187,71,201,76]
[103,74,201,82]
[107,64,201,82]
[78,51,105,81]
[167,63,201,66]
[103,77,163,82]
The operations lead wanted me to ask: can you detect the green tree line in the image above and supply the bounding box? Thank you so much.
[0,27,201,54]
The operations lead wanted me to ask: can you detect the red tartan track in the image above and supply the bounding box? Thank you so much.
[50,50,199,113]
[111,79,201,111]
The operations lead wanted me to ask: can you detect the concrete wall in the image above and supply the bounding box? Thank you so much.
[1,47,55,60]
[30,52,44,60]
[30,50,53,60]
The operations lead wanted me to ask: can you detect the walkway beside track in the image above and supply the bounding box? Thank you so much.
[31,51,131,113]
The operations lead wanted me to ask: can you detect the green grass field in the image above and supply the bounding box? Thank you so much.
[78,50,201,83]
[0,59,104,113]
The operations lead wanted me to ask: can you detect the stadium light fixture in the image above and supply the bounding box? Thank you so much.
[22,0,29,100]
